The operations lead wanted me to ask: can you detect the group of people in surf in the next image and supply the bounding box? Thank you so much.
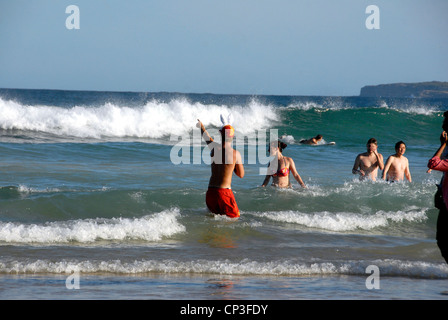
[196,118,308,219]
[352,138,412,183]
[196,118,413,219]
[197,114,448,265]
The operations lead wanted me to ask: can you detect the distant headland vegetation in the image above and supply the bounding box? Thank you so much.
[360,81,448,99]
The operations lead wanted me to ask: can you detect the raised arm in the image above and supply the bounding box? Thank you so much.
[197,119,214,147]
[374,151,384,171]
[428,132,448,172]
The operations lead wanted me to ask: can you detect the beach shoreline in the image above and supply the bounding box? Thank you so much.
[0,272,447,300]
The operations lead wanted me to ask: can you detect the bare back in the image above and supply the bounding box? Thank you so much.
[209,144,244,188]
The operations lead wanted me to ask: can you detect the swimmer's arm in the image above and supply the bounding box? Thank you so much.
[289,158,306,188]
[405,160,412,182]
[382,156,392,180]
[352,155,365,176]
[234,150,244,178]
[261,163,272,187]
[375,151,384,171]
[197,119,214,146]
[261,175,271,187]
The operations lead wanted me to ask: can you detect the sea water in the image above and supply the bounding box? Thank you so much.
[0,88,447,300]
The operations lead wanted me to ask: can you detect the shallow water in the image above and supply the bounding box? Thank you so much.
[1,89,447,300]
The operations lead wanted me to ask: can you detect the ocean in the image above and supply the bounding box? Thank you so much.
[0,88,447,301]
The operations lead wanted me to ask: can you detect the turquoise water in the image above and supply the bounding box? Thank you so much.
[0,88,447,300]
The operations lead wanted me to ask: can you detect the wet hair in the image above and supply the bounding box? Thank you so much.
[395,141,406,151]
[278,140,287,152]
[268,140,288,153]
[315,134,323,140]
[367,138,378,145]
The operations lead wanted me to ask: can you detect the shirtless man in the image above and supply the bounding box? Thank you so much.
[197,119,244,218]
[352,138,384,181]
[382,141,412,182]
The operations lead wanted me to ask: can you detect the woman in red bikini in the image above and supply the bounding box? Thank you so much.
[261,140,307,188]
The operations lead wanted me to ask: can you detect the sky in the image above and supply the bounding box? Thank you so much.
[0,0,447,96]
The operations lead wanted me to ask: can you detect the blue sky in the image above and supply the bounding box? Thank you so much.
[0,0,447,96]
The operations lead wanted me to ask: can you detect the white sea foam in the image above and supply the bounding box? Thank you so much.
[254,209,428,232]
[0,97,279,141]
[16,184,111,194]
[283,101,327,111]
[380,100,441,115]
[1,258,446,279]
[0,209,185,244]
[281,99,440,115]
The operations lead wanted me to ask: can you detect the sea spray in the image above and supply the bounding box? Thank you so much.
[0,97,279,141]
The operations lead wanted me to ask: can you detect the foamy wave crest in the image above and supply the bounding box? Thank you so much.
[254,209,428,232]
[280,98,442,115]
[283,101,325,111]
[0,98,279,140]
[281,97,351,111]
[1,258,447,279]
[379,100,441,115]
[0,209,185,244]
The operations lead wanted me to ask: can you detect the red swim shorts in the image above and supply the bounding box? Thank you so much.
[206,187,240,218]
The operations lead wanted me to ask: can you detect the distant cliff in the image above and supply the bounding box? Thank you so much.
[360,81,448,98]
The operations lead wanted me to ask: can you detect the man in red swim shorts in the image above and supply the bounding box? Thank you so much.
[197,118,244,218]
[205,187,240,218]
